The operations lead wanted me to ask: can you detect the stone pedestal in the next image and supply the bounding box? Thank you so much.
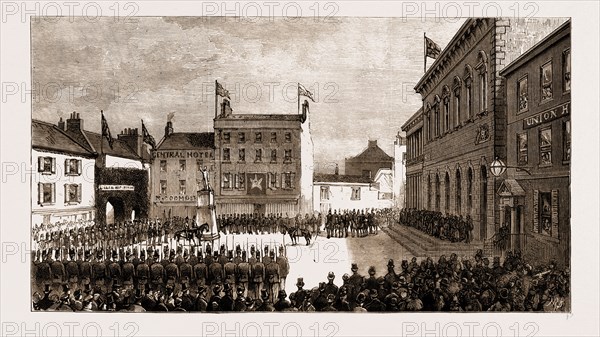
[196,187,220,242]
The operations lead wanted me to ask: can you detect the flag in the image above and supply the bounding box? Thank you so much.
[101,111,114,149]
[216,81,230,99]
[298,83,315,102]
[425,36,441,59]
[141,120,156,149]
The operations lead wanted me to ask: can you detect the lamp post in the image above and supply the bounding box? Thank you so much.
[489,157,531,177]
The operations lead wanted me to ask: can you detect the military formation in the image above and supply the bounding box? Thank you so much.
[399,209,475,243]
[32,247,569,312]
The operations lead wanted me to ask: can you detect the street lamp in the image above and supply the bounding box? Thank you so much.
[489,157,531,177]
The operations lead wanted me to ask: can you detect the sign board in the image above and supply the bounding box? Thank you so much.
[523,102,570,129]
[99,185,134,191]
[153,150,213,159]
[155,195,197,203]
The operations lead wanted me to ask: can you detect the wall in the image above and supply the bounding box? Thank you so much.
[313,183,393,214]
[31,149,96,225]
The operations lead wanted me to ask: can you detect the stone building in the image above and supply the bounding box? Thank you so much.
[213,100,314,215]
[499,20,570,266]
[150,118,215,219]
[345,140,394,179]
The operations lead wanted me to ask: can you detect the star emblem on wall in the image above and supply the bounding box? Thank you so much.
[250,174,263,191]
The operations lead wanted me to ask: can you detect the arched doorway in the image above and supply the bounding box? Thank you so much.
[435,174,441,212]
[480,166,488,240]
[106,197,126,224]
[444,172,450,214]
[455,169,462,215]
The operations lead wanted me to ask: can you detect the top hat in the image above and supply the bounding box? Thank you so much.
[296,278,305,287]
[387,259,395,267]
[351,263,358,271]
[327,272,335,279]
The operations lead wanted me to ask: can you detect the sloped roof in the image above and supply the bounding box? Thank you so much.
[158,132,215,150]
[32,120,95,157]
[497,179,526,197]
[347,144,394,163]
[217,114,301,121]
[83,131,141,160]
[313,173,372,184]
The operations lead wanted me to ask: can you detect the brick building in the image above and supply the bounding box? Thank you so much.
[150,118,215,219]
[401,108,424,210]
[213,100,314,215]
[345,139,394,179]
[499,21,570,266]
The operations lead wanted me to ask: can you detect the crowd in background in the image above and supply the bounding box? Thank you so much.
[398,209,474,243]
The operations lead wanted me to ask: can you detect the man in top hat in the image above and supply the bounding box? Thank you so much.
[364,288,386,312]
[291,277,308,309]
[384,259,399,291]
[324,272,339,297]
[274,290,291,311]
[256,289,275,312]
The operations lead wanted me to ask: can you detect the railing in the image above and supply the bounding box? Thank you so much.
[484,233,528,257]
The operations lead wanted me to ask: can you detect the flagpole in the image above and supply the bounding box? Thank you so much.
[297,83,300,115]
[215,80,218,119]
[424,32,426,73]
[100,110,104,167]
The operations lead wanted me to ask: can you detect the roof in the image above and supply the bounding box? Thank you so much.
[31,120,95,157]
[157,132,215,150]
[346,144,394,163]
[497,179,526,197]
[313,173,372,184]
[83,131,141,160]
[499,20,570,76]
[217,114,302,121]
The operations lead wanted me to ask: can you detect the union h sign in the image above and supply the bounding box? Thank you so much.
[523,102,570,129]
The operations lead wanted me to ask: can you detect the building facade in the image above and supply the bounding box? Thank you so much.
[313,172,392,214]
[60,112,151,224]
[345,140,394,178]
[499,21,570,266]
[151,119,215,219]
[392,133,407,208]
[32,120,97,225]
[402,108,424,210]
[213,100,314,215]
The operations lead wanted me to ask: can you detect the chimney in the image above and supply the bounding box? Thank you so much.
[66,111,83,132]
[334,164,339,175]
[164,121,174,137]
[368,140,377,148]
[57,117,65,131]
[118,127,143,157]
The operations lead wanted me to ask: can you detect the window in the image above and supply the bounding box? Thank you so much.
[563,120,571,162]
[517,132,528,166]
[179,160,186,172]
[467,168,473,215]
[160,180,167,194]
[444,173,450,213]
[268,172,278,189]
[222,173,232,189]
[271,132,277,143]
[38,183,55,205]
[64,184,81,204]
[284,149,292,163]
[517,75,528,113]
[434,100,440,137]
[435,174,440,211]
[320,186,330,200]
[223,132,231,144]
[236,173,245,189]
[238,132,246,143]
[563,49,571,92]
[538,191,553,236]
[351,187,361,200]
[540,60,553,102]
[453,85,461,127]
[38,157,55,175]
[442,86,450,132]
[539,127,552,166]
[285,132,292,143]
[255,149,262,162]
[283,172,294,189]
[255,132,262,143]
[160,160,167,172]
[238,149,245,162]
[362,170,371,178]
[427,175,432,209]
[270,149,277,163]
[223,148,230,162]
[477,52,488,113]
[455,170,461,215]
[65,159,82,176]
[179,180,186,195]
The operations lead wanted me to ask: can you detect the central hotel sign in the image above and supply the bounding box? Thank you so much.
[523,102,570,129]
[153,151,212,159]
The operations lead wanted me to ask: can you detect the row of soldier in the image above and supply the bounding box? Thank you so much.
[324,209,380,238]
[216,212,323,236]
[32,243,290,305]
[398,209,474,243]
[33,249,570,312]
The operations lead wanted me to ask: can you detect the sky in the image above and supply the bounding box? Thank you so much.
[31,17,466,172]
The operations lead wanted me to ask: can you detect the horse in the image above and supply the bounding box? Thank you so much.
[281,225,312,246]
[173,223,210,246]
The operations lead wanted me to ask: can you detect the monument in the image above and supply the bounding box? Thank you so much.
[196,167,220,242]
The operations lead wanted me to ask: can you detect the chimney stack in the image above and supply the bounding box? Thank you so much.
[368,140,377,148]
[334,164,339,175]
[57,117,65,131]
[165,121,174,137]
[118,126,143,157]
[66,111,83,132]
